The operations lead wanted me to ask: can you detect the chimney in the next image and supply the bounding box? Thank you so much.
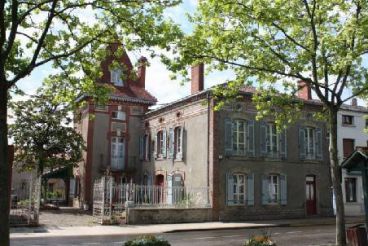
[191,63,204,94]
[137,56,147,88]
[351,98,357,107]
[297,80,312,100]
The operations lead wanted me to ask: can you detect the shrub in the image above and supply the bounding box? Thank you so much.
[244,233,276,246]
[124,235,171,246]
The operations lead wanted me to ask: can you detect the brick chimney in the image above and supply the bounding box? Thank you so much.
[297,80,312,100]
[351,98,357,107]
[137,56,147,88]
[191,64,204,94]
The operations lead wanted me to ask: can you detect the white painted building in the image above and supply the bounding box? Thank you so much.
[337,99,368,216]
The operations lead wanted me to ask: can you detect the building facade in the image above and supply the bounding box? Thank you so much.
[337,101,368,216]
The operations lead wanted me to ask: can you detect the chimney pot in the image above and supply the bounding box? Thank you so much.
[351,98,357,107]
[191,64,204,94]
[297,80,312,100]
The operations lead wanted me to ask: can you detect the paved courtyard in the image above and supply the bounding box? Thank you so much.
[39,207,95,227]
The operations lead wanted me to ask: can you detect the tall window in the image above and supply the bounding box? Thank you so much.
[345,178,357,202]
[174,127,182,156]
[343,139,355,158]
[232,120,247,155]
[111,68,124,86]
[111,137,124,170]
[157,130,164,156]
[304,127,315,159]
[228,173,246,205]
[268,175,279,203]
[342,115,354,125]
[266,123,279,153]
[144,134,150,161]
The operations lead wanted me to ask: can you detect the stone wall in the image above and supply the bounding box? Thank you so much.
[126,208,212,224]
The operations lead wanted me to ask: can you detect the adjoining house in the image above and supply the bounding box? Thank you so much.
[337,102,368,216]
[74,44,334,222]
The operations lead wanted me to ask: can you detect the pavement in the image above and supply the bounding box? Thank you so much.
[10,216,364,239]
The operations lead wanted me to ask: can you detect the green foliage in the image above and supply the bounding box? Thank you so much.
[124,235,171,246]
[244,233,276,246]
[9,88,85,175]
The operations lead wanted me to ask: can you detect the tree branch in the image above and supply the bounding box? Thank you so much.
[3,0,20,61]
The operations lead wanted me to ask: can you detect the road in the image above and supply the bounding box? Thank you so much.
[11,224,337,246]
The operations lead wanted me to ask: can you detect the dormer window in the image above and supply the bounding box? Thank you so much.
[111,68,123,86]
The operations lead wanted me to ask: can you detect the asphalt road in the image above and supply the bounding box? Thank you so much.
[11,224,338,246]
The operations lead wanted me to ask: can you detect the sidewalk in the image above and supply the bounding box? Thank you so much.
[10,216,364,239]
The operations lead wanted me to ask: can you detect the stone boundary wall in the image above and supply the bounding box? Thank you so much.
[126,208,212,224]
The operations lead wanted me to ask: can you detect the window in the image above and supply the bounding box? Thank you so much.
[227,173,246,205]
[111,137,125,170]
[110,68,123,86]
[343,139,355,158]
[155,130,167,158]
[345,178,357,202]
[262,174,287,205]
[299,127,322,160]
[342,115,354,125]
[174,127,182,155]
[260,122,287,158]
[112,111,125,120]
[266,124,279,153]
[224,118,254,156]
[144,135,150,161]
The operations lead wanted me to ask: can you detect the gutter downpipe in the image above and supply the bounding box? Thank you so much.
[207,91,211,208]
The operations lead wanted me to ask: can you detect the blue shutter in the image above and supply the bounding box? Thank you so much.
[162,129,167,158]
[226,173,234,205]
[139,136,144,160]
[247,120,255,156]
[315,128,323,160]
[262,175,269,205]
[168,128,174,159]
[247,173,254,206]
[260,122,267,156]
[224,118,233,155]
[280,174,287,205]
[279,130,287,159]
[299,127,306,159]
[177,126,184,161]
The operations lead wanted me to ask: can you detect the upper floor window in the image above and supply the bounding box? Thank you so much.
[139,134,151,161]
[342,115,354,126]
[154,130,167,158]
[343,138,355,158]
[226,173,254,206]
[112,110,126,120]
[174,127,182,155]
[262,174,287,205]
[111,137,125,170]
[299,127,323,160]
[260,122,287,158]
[111,68,124,86]
[224,118,255,156]
[345,178,357,203]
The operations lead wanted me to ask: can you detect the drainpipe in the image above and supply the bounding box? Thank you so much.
[207,91,210,206]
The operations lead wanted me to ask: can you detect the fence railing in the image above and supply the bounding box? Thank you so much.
[92,176,210,224]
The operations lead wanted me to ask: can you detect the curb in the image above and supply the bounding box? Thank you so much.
[166,223,289,233]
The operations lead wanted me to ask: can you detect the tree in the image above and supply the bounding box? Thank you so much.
[1,1,181,244]
[166,1,368,245]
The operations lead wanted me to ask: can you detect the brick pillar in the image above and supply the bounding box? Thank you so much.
[191,64,204,94]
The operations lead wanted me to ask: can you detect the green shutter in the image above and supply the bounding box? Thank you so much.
[247,120,255,156]
[247,173,254,206]
[299,127,306,159]
[260,122,267,156]
[168,128,174,159]
[153,132,157,159]
[224,118,233,155]
[279,130,287,159]
[280,174,287,205]
[262,175,269,205]
[139,136,144,160]
[162,129,167,158]
[315,128,323,160]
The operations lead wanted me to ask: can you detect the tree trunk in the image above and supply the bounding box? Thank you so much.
[328,106,346,246]
[0,82,10,246]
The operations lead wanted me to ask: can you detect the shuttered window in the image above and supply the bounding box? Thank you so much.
[226,173,254,206]
[262,174,287,205]
[260,122,287,158]
[224,118,255,156]
[111,137,125,170]
[299,127,323,160]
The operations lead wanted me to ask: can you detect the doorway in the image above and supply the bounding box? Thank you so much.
[306,175,317,215]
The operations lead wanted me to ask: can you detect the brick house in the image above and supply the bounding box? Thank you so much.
[75,44,333,220]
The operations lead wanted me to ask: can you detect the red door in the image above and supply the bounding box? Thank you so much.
[306,176,317,215]
[155,175,164,204]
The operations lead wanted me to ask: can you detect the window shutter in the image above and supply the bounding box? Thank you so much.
[315,128,323,160]
[280,174,287,205]
[147,135,151,161]
[226,173,234,205]
[162,129,167,158]
[139,136,144,160]
[260,122,267,156]
[262,175,269,205]
[224,118,233,155]
[299,127,306,159]
[153,133,157,159]
[279,130,287,159]
[247,120,255,156]
[247,173,255,206]
[168,128,174,159]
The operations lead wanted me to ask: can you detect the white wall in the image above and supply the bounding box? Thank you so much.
[337,106,368,216]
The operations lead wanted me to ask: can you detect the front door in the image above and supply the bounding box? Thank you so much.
[306,176,317,215]
[155,175,164,204]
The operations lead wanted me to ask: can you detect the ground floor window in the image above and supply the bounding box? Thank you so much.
[227,173,246,205]
[345,177,357,202]
[262,174,287,205]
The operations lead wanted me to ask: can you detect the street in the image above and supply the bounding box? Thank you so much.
[11,224,337,246]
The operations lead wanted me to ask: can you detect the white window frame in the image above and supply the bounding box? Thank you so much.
[174,126,182,157]
[111,137,125,170]
[232,120,247,155]
[268,175,279,204]
[345,177,357,203]
[228,173,247,205]
[157,130,164,156]
[112,110,125,120]
[266,123,280,155]
[110,68,124,86]
[304,127,315,160]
